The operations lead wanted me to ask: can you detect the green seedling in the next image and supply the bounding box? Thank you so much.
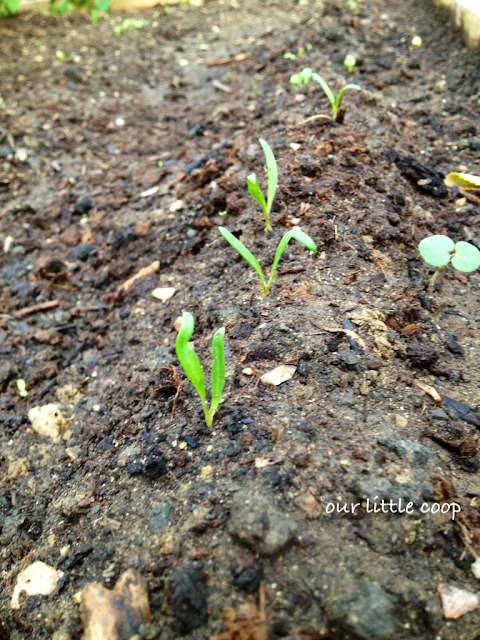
[55,50,66,60]
[219,226,317,298]
[246,138,278,233]
[290,67,361,121]
[344,54,356,72]
[284,52,296,60]
[306,43,312,51]
[219,210,227,216]
[114,17,149,34]
[176,311,225,428]
[17,379,28,398]
[347,0,357,9]
[418,235,480,292]
[157,160,164,167]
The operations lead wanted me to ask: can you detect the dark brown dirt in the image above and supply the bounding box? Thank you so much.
[1,0,480,638]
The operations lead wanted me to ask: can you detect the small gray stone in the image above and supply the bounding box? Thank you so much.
[390,440,432,466]
[149,502,175,532]
[117,445,142,468]
[186,229,196,238]
[430,408,448,420]
[338,350,360,370]
[328,579,396,639]
[228,491,297,556]
[366,355,382,370]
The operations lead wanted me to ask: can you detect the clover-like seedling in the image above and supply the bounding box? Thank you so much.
[418,235,480,292]
[344,54,356,72]
[176,311,225,428]
[290,67,361,121]
[246,138,278,233]
[219,226,317,298]
[284,52,297,60]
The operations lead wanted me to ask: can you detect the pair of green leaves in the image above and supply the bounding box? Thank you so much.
[418,236,480,272]
[219,226,317,298]
[289,67,361,120]
[246,138,278,232]
[176,312,225,428]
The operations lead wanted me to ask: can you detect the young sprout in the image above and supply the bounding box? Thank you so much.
[418,235,480,292]
[284,52,297,60]
[219,226,317,298]
[290,67,361,121]
[246,138,278,233]
[176,311,225,428]
[347,0,357,9]
[17,379,28,398]
[344,54,356,72]
[55,50,66,60]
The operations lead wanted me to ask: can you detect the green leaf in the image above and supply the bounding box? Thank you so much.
[176,311,206,407]
[210,327,225,414]
[259,138,278,216]
[290,74,301,86]
[17,379,28,398]
[334,83,361,113]
[94,0,110,10]
[445,172,480,191]
[299,67,313,83]
[55,50,66,60]
[451,241,480,272]
[246,173,268,214]
[344,54,356,71]
[218,226,266,291]
[311,73,335,108]
[267,229,317,291]
[418,235,455,267]
[4,0,20,13]
[284,52,296,60]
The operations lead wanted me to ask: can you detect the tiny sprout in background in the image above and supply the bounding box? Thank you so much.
[298,47,304,58]
[306,43,312,51]
[56,50,66,60]
[157,160,164,167]
[290,67,361,121]
[344,54,356,72]
[219,210,227,216]
[411,36,422,49]
[347,0,357,8]
[246,138,278,233]
[17,379,28,398]
[114,17,149,34]
[418,235,480,292]
[284,52,296,60]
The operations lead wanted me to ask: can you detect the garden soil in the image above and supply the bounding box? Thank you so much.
[1,0,480,638]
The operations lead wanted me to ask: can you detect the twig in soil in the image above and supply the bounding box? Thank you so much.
[458,522,480,561]
[161,366,183,420]
[206,53,250,66]
[278,266,306,275]
[15,299,59,319]
[291,114,332,127]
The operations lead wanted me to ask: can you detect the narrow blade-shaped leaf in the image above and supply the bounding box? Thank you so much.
[311,73,335,108]
[246,173,267,214]
[218,226,266,288]
[451,241,480,272]
[176,311,206,405]
[418,235,454,267]
[210,327,226,414]
[267,229,317,289]
[334,84,361,112]
[259,138,278,216]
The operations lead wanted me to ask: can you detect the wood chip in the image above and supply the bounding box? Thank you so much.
[206,53,249,66]
[254,455,284,469]
[417,382,442,404]
[118,261,159,292]
[15,300,59,319]
[260,364,296,386]
[152,287,176,302]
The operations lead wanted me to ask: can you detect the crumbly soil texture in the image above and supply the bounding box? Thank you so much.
[1,0,480,638]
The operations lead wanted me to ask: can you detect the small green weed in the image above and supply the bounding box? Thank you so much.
[247,138,278,232]
[219,226,317,298]
[418,235,480,291]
